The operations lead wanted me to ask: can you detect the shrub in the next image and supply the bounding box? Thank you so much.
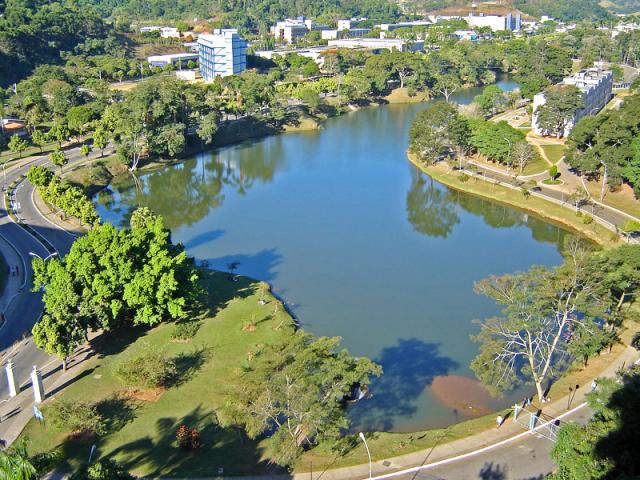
[114,343,176,389]
[458,173,470,183]
[632,332,640,350]
[582,214,594,225]
[548,164,558,179]
[47,399,106,436]
[176,424,201,450]
[171,321,200,341]
[70,459,134,480]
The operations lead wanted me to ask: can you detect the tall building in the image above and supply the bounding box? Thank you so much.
[198,29,247,82]
[532,67,613,137]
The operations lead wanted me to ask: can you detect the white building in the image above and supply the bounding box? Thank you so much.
[465,12,521,31]
[337,19,352,31]
[198,29,247,81]
[321,28,371,40]
[532,67,613,136]
[147,53,199,68]
[377,20,433,32]
[255,47,329,67]
[453,30,478,41]
[327,38,424,53]
[271,17,330,43]
[160,27,180,38]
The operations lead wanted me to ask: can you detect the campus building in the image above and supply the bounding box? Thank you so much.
[271,17,330,43]
[147,53,199,68]
[198,29,247,81]
[327,38,424,53]
[532,67,613,136]
[430,12,521,32]
[321,28,372,40]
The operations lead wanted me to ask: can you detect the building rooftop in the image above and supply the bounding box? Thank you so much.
[563,68,613,92]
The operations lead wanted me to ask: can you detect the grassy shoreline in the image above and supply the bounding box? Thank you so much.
[407,153,620,247]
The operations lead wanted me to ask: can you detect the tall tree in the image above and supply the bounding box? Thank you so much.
[220,332,381,466]
[535,85,583,138]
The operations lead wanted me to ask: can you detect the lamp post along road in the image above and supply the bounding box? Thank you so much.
[359,432,372,479]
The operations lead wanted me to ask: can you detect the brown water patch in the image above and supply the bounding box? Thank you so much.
[431,375,494,418]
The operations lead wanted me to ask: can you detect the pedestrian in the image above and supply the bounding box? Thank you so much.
[591,380,597,392]
[496,415,504,428]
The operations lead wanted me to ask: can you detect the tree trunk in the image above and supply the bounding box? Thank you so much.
[600,162,608,202]
[62,357,67,371]
[535,380,545,402]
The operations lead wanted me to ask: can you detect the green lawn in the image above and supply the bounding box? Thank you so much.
[22,271,297,477]
[521,154,550,176]
[540,144,566,164]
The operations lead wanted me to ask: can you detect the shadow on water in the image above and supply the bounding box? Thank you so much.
[349,338,458,432]
[183,229,225,250]
[205,248,282,283]
[406,171,460,239]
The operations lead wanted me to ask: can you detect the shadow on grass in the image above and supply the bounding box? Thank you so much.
[96,395,140,435]
[170,346,213,388]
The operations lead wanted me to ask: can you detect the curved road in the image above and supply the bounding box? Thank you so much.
[0,145,94,397]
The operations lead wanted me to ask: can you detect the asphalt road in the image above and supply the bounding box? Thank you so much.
[0,147,89,398]
[383,407,592,480]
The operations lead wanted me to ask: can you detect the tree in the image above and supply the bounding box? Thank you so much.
[535,85,583,138]
[220,332,381,466]
[66,105,93,140]
[32,208,199,347]
[31,129,48,153]
[47,122,69,149]
[550,368,640,479]
[49,149,66,173]
[409,102,469,165]
[469,119,525,167]
[92,124,109,157]
[80,143,91,159]
[434,73,462,102]
[471,239,602,401]
[196,112,218,145]
[0,439,37,480]
[474,85,508,117]
[7,134,28,158]
[512,141,538,176]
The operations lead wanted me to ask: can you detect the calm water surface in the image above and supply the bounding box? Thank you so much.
[96,79,571,431]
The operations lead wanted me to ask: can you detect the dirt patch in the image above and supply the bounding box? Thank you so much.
[123,387,166,402]
[431,375,494,417]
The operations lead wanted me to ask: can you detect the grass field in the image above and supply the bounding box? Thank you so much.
[22,271,297,477]
[584,181,640,219]
[540,144,566,164]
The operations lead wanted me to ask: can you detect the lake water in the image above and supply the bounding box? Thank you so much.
[96,78,571,432]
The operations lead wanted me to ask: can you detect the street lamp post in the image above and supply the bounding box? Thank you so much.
[359,432,372,479]
[29,251,58,261]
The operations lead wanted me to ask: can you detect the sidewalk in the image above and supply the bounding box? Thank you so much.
[0,233,26,327]
[0,340,95,447]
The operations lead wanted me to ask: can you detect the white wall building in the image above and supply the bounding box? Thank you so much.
[147,53,199,68]
[337,19,352,31]
[376,20,433,31]
[465,12,521,31]
[321,28,372,40]
[160,27,180,38]
[532,67,613,136]
[198,29,247,81]
[271,17,329,43]
[327,38,424,53]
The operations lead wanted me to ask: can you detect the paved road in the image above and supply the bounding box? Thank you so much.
[391,407,592,480]
[0,147,89,398]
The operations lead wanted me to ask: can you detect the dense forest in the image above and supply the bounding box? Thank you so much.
[514,0,611,21]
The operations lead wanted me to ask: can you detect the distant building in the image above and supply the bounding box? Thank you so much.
[453,30,478,41]
[255,47,329,67]
[321,28,371,40]
[198,29,247,81]
[147,53,199,68]
[160,27,180,38]
[327,38,424,53]
[532,67,613,136]
[377,20,433,32]
[271,17,330,43]
[337,19,352,31]
[465,12,521,31]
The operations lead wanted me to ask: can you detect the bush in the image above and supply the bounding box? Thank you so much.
[176,424,201,450]
[70,459,134,480]
[47,399,106,435]
[171,321,200,341]
[632,332,640,350]
[582,214,594,225]
[114,343,176,389]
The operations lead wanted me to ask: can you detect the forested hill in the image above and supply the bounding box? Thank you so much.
[76,0,400,27]
[406,0,612,21]
[600,0,640,15]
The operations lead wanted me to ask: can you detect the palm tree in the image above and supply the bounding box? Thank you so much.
[0,439,38,480]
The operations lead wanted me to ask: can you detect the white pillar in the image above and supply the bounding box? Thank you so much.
[5,360,17,397]
[30,366,44,403]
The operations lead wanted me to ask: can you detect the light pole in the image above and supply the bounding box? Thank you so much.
[29,251,58,261]
[359,432,372,479]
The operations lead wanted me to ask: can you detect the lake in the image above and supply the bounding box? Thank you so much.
[96,78,571,432]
